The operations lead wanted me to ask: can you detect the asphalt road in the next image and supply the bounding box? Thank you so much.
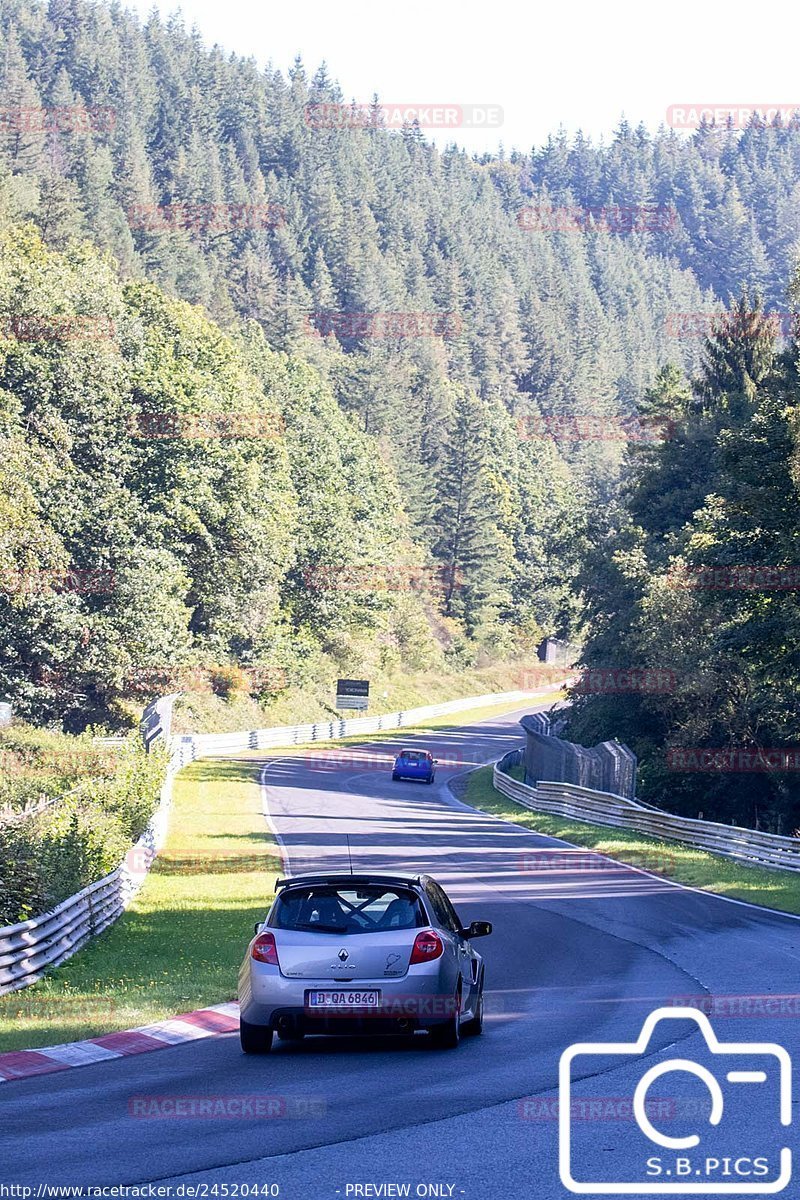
[4,704,800,1198]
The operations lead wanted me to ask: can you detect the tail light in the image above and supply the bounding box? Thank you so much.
[251,931,279,965]
[410,929,444,964]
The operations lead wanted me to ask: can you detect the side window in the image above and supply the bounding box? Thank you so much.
[425,882,461,934]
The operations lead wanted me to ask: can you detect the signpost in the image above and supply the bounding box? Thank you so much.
[336,678,369,711]
[140,693,179,753]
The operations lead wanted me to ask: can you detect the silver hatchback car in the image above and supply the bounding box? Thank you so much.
[238,872,492,1053]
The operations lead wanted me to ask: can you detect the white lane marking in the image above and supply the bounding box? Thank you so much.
[263,725,800,926]
[447,764,800,924]
[260,761,292,875]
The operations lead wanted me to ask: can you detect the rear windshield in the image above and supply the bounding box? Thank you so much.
[399,751,427,763]
[271,885,427,934]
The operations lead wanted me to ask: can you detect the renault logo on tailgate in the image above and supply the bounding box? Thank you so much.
[338,948,349,961]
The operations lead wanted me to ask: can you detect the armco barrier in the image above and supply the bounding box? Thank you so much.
[0,770,174,995]
[170,688,561,769]
[493,749,800,873]
[0,685,563,993]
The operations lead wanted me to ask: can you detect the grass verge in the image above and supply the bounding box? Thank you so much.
[466,765,800,916]
[0,758,279,1052]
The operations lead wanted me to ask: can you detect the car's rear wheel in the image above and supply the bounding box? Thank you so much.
[392,772,400,781]
[240,1019,273,1054]
[430,988,461,1049]
[462,981,484,1036]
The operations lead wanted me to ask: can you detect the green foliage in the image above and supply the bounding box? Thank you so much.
[0,0,717,679]
[569,291,800,833]
[0,728,165,924]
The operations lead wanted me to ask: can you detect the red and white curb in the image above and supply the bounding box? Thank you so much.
[0,1001,239,1082]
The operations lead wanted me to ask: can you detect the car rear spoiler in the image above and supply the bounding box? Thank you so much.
[274,873,422,892]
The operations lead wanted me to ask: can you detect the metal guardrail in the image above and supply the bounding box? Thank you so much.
[0,686,561,993]
[0,774,173,995]
[171,687,560,769]
[493,749,800,873]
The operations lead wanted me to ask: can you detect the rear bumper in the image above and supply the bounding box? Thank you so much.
[259,1007,448,1036]
[239,970,458,1031]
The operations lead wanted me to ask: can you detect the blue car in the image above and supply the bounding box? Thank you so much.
[392,748,437,784]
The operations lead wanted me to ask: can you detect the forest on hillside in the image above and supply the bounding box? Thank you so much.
[1,0,799,827]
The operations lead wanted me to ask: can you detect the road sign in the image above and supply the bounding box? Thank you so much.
[140,693,179,752]
[0,702,11,727]
[336,678,369,710]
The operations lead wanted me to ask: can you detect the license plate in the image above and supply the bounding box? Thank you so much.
[306,990,381,1008]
